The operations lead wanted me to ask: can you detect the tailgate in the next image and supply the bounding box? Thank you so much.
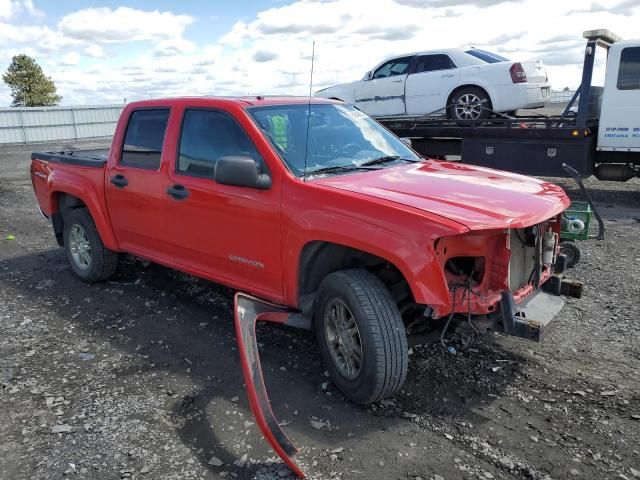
[521,60,548,84]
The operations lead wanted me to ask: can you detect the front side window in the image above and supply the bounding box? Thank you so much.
[121,109,169,169]
[248,104,420,178]
[617,47,640,90]
[177,109,263,178]
[413,54,457,73]
[372,56,413,79]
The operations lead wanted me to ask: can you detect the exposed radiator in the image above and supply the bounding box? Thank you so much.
[508,228,537,291]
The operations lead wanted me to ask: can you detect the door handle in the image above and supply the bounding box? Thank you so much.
[110,174,128,188]
[166,184,189,200]
[441,73,454,78]
[391,79,403,83]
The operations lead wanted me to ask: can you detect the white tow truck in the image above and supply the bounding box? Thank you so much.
[378,29,640,182]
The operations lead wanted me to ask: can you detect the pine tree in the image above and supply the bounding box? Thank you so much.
[2,54,62,107]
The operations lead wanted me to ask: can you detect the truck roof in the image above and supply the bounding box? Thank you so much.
[126,96,340,109]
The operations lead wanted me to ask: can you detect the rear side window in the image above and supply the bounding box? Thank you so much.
[465,49,510,64]
[413,54,456,73]
[121,109,169,169]
[177,109,263,178]
[617,47,640,90]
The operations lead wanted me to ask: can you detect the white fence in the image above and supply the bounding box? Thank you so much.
[549,90,577,104]
[0,93,577,145]
[0,104,124,145]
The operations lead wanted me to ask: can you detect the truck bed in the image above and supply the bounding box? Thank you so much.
[31,149,109,168]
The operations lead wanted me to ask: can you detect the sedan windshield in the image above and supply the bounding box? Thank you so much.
[247,103,421,177]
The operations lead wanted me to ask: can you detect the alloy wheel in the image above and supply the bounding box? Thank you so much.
[324,298,363,380]
[69,224,91,270]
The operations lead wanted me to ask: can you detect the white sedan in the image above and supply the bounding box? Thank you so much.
[315,48,550,121]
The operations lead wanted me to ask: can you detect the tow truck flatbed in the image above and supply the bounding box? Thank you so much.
[377,29,640,182]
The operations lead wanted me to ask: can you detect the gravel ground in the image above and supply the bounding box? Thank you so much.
[1,140,639,480]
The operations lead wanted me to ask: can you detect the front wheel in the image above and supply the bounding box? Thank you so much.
[447,87,491,122]
[315,269,408,404]
[64,208,118,283]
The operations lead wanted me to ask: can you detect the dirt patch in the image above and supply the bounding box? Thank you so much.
[1,141,639,480]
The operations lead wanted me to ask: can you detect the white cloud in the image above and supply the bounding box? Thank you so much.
[20,0,43,18]
[0,0,638,106]
[58,7,194,43]
[0,0,43,20]
[84,45,105,58]
[0,0,16,20]
[154,38,197,57]
[60,51,81,65]
[254,50,278,62]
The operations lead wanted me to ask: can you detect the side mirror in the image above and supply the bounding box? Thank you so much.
[214,156,271,190]
[400,137,412,147]
[364,71,373,80]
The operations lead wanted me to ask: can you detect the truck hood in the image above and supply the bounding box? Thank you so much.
[315,161,569,231]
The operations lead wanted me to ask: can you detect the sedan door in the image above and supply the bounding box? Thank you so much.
[354,56,414,117]
[405,54,460,116]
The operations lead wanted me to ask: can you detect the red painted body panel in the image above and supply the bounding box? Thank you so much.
[30,96,571,314]
[315,160,570,230]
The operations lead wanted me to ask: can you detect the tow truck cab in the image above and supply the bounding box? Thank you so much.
[597,31,640,158]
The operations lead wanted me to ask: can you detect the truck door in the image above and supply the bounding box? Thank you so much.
[354,56,413,117]
[163,107,283,301]
[105,108,173,263]
[598,45,640,152]
[405,54,460,116]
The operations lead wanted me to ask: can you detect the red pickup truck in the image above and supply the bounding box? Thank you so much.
[31,96,573,405]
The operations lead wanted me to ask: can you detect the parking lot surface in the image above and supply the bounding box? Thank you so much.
[1,141,639,480]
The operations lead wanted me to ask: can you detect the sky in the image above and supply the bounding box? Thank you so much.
[0,0,638,106]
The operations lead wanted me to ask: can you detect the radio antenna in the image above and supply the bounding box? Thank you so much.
[302,41,315,181]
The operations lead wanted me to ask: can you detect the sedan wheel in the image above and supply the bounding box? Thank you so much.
[448,87,491,122]
[455,93,484,120]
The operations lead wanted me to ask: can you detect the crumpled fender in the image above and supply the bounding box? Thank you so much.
[233,292,305,478]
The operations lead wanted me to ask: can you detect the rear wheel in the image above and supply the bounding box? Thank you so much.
[64,208,118,283]
[315,269,408,404]
[448,87,491,121]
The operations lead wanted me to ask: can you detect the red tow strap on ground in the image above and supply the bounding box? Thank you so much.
[233,292,305,478]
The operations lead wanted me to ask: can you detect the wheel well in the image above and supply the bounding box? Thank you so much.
[298,241,414,315]
[447,85,493,110]
[52,193,87,246]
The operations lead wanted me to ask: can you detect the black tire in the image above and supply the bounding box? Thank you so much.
[63,208,118,283]
[447,87,491,122]
[314,269,408,404]
[559,240,581,268]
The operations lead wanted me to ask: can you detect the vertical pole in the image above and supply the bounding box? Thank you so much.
[71,107,78,140]
[19,108,27,144]
[576,39,597,129]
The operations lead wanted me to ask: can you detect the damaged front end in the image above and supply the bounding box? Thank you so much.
[432,214,582,342]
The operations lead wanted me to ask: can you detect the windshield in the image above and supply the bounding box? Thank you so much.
[465,49,510,64]
[247,103,420,177]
